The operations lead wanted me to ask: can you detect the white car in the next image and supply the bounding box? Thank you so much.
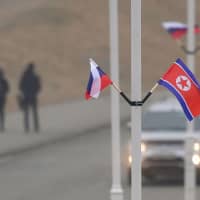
[126,98,200,183]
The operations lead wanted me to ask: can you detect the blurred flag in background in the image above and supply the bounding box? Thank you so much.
[162,21,200,40]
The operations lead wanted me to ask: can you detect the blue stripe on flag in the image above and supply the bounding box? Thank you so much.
[97,66,106,77]
[167,28,187,33]
[86,72,93,92]
[158,79,193,121]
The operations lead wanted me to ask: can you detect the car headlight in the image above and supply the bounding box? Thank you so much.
[128,155,132,165]
[193,142,200,152]
[192,154,200,166]
[141,142,147,153]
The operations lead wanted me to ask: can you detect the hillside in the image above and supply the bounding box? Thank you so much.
[0,0,199,111]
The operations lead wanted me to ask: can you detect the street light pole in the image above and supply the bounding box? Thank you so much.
[109,1,123,200]
[131,1,142,200]
[185,1,196,200]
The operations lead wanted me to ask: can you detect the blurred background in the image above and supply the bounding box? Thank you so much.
[0,0,199,111]
[0,0,199,200]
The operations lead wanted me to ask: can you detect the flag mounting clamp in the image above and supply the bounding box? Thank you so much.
[112,82,158,106]
[176,40,200,54]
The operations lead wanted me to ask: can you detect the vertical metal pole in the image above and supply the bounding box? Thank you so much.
[131,1,142,200]
[185,1,196,200]
[109,1,123,200]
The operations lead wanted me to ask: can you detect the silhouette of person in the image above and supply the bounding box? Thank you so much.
[19,62,41,133]
[0,68,9,132]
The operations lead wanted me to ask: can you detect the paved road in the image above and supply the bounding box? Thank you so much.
[0,125,200,200]
[0,127,111,200]
[0,97,130,156]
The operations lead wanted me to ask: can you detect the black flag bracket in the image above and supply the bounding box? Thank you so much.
[176,39,200,55]
[112,82,158,107]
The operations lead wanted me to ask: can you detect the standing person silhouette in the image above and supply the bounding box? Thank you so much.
[19,62,41,133]
[0,68,9,132]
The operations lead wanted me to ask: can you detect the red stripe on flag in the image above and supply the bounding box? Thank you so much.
[171,30,187,39]
[100,75,112,91]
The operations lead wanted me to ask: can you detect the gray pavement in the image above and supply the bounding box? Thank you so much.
[0,96,130,156]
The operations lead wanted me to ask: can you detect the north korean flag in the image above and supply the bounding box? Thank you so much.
[158,58,200,121]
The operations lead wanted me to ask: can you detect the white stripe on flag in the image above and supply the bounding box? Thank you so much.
[90,60,101,98]
[162,21,187,29]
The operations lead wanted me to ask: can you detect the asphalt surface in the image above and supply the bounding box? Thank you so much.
[0,96,130,157]
[1,96,200,200]
[1,122,200,200]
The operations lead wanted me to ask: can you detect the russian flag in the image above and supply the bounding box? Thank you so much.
[158,58,200,121]
[85,58,112,100]
[162,21,200,40]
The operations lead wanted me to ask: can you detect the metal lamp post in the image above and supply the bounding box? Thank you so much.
[109,0,123,200]
[185,1,196,200]
[130,1,142,200]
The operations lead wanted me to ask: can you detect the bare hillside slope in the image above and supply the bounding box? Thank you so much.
[0,0,199,110]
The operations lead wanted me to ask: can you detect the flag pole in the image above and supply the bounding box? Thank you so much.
[112,82,122,93]
[112,82,158,106]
